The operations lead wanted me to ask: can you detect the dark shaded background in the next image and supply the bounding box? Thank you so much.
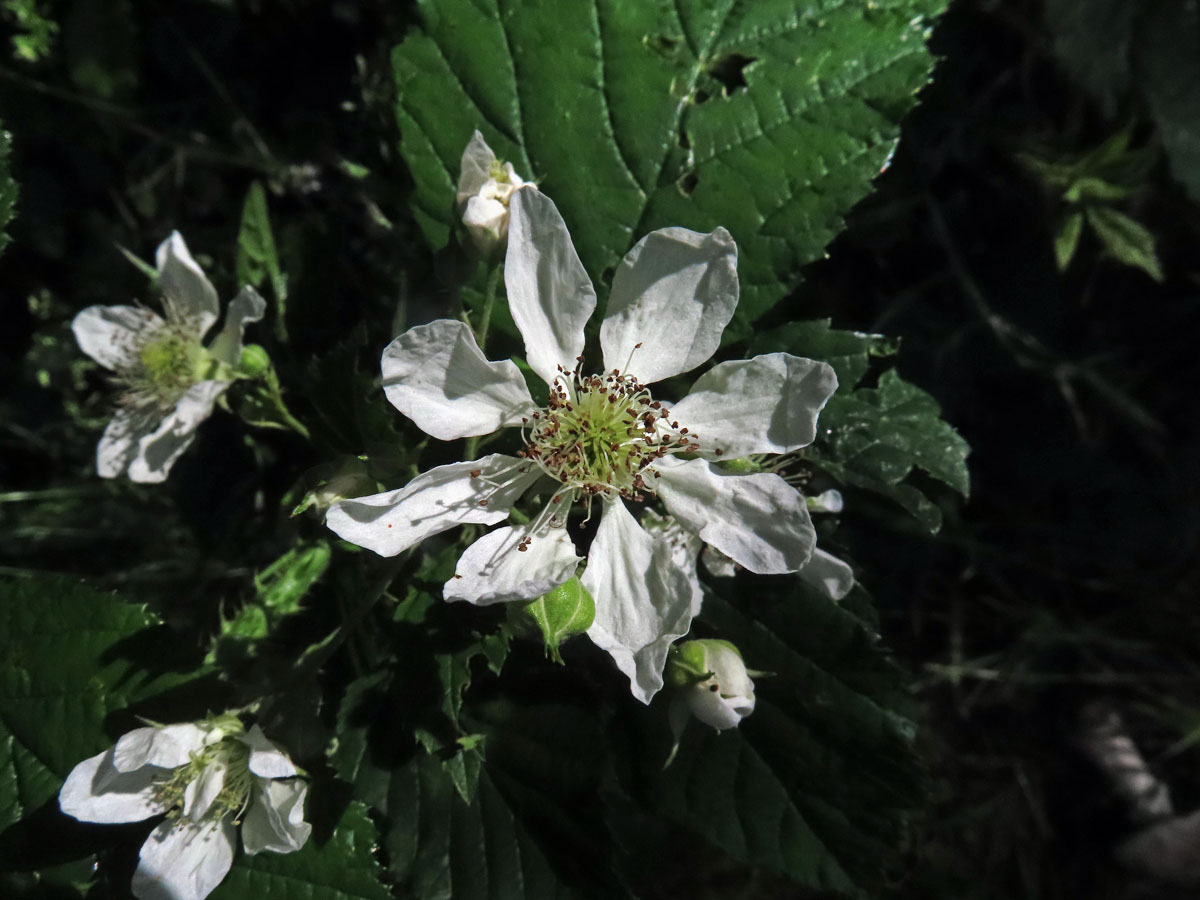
[2,1,1199,898]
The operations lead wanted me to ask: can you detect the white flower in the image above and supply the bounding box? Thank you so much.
[671,639,756,731]
[327,187,837,702]
[59,717,310,900]
[457,131,532,253]
[72,232,265,483]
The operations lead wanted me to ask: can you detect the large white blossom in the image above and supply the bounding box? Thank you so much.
[59,716,310,900]
[72,232,265,483]
[457,131,533,253]
[327,186,837,702]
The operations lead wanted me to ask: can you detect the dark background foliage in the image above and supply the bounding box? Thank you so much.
[1,0,1199,898]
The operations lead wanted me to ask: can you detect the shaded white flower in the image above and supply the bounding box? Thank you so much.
[669,639,756,731]
[59,716,310,900]
[457,131,533,253]
[327,187,837,702]
[72,232,265,483]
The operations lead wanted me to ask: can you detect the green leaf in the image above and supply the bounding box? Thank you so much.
[645,582,921,898]
[0,576,199,832]
[4,0,59,63]
[1054,210,1084,270]
[394,0,946,330]
[211,801,392,900]
[0,127,16,257]
[1135,1,1200,204]
[236,181,288,341]
[748,318,897,389]
[1085,206,1163,282]
[210,542,332,663]
[805,368,970,531]
[331,680,611,898]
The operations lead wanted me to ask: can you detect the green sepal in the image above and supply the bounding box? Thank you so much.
[515,577,595,664]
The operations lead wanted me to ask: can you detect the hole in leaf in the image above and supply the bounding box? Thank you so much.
[677,170,699,196]
[678,129,690,150]
[693,89,711,105]
[705,53,756,93]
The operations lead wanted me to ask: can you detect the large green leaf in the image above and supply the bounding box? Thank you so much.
[0,577,199,833]
[394,0,945,331]
[806,368,970,531]
[332,669,616,900]
[645,581,922,898]
[211,801,392,900]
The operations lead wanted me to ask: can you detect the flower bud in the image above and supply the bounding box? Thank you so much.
[238,343,271,378]
[293,457,375,516]
[512,576,595,664]
[806,488,844,514]
[668,639,756,730]
[457,130,533,254]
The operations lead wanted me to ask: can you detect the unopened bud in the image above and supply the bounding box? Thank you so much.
[806,489,843,514]
[239,343,271,378]
[294,458,375,516]
[667,639,756,731]
[457,131,533,255]
[513,577,595,664]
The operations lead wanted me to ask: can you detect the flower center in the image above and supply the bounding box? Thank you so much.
[115,323,212,412]
[154,732,255,825]
[521,364,701,502]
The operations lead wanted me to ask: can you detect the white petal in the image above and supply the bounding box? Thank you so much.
[457,130,496,206]
[381,319,535,440]
[670,353,838,458]
[651,457,814,575]
[128,381,229,483]
[444,519,581,606]
[505,188,596,387]
[59,747,167,824]
[241,779,311,855]
[72,305,163,370]
[206,286,266,367]
[463,195,510,251]
[182,763,225,821]
[97,407,158,479]
[583,501,700,704]
[155,232,220,337]
[797,547,855,601]
[600,227,738,385]
[113,724,212,772]
[704,642,755,699]
[241,725,297,779]
[686,685,755,731]
[326,454,539,557]
[132,819,236,900]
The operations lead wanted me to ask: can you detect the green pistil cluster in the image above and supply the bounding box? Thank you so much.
[488,158,512,184]
[154,727,255,826]
[115,321,214,413]
[520,361,701,502]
